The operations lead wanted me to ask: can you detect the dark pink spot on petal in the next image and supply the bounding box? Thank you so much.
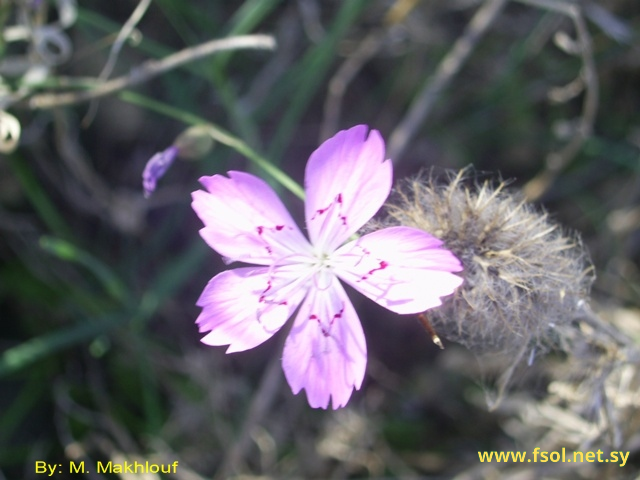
[311,193,348,227]
[256,224,290,255]
[259,279,273,303]
[258,279,288,308]
[309,304,345,337]
[369,260,388,275]
[360,260,389,281]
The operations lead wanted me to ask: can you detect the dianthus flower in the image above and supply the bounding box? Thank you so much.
[191,125,463,409]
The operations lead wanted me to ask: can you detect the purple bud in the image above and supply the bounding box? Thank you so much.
[142,146,179,198]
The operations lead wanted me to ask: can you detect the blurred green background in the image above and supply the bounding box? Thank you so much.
[1,0,639,478]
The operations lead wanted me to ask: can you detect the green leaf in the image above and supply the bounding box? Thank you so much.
[0,314,124,376]
[39,236,127,303]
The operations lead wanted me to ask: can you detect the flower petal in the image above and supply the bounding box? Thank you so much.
[192,171,311,265]
[334,226,463,314]
[142,146,179,198]
[305,125,392,252]
[196,267,306,353]
[282,278,366,410]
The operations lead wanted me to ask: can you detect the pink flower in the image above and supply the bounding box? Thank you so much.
[191,125,463,409]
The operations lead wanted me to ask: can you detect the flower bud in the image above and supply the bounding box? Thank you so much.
[141,126,215,198]
[173,125,215,160]
[142,145,179,198]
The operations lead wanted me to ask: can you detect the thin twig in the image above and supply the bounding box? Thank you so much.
[319,0,422,142]
[83,0,151,126]
[215,341,286,479]
[523,3,599,201]
[28,34,276,109]
[97,0,151,83]
[579,302,637,349]
[516,0,634,44]
[320,31,385,141]
[487,340,529,411]
[387,0,509,162]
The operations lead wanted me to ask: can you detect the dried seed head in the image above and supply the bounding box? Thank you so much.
[377,168,595,359]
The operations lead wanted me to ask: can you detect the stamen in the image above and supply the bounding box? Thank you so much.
[256,253,317,317]
[312,266,335,291]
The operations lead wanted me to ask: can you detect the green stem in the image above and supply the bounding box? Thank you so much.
[119,90,305,200]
